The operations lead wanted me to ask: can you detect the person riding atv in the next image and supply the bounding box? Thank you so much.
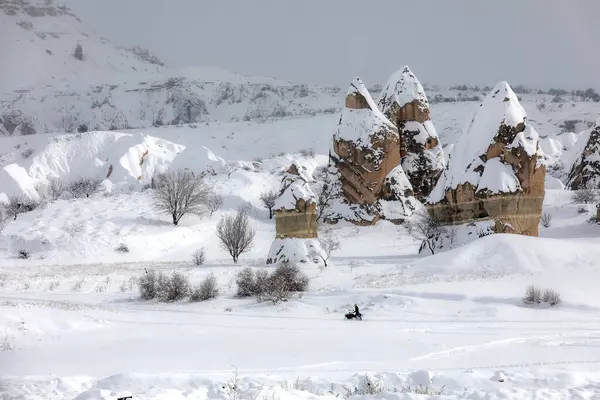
[345,304,362,320]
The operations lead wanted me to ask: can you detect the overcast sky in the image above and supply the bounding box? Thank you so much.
[66,0,600,89]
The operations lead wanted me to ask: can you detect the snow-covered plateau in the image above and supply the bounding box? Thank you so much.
[4,1,600,399]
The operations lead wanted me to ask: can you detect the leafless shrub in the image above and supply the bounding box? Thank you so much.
[94,283,106,293]
[71,278,84,292]
[206,194,224,217]
[162,272,190,302]
[47,179,64,200]
[407,211,443,254]
[0,334,14,351]
[116,243,129,253]
[216,207,255,264]
[571,188,597,204]
[344,374,384,396]
[315,231,340,267]
[192,248,206,266]
[3,196,38,220]
[119,280,128,293]
[259,190,278,219]
[316,179,334,222]
[224,368,241,400]
[523,285,542,305]
[152,169,211,225]
[64,222,84,238]
[48,280,60,291]
[17,249,30,259]
[543,288,562,306]
[73,43,83,60]
[235,267,257,298]
[539,212,552,228]
[66,178,102,198]
[21,148,33,158]
[190,273,219,301]
[139,269,158,300]
[269,261,309,292]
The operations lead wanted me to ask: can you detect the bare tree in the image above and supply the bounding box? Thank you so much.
[224,163,237,179]
[66,178,101,198]
[47,179,64,200]
[192,248,206,266]
[316,180,334,222]
[539,212,552,228]
[64,222,84,238]
[152,169,211,226]
[206,194,224,217]
[315,230,340,267]
[259,190,278,219]
[407,211,443,255]
[3,196,36,220]
[216,207,255,263]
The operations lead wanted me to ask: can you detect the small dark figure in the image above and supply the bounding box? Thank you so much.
[354,304,362,320]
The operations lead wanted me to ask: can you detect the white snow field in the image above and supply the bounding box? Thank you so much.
[2,119,600,398]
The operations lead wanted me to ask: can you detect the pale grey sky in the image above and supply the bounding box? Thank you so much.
[66,0,600,89]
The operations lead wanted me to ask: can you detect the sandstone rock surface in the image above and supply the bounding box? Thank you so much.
[266,163,324,265]
[428,81,545,236]
[378,66,445,200]
[326,77,418,224]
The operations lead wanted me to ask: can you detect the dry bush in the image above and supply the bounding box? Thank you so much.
[235,267,257,298]
[139,269,158,300]
[3,196,38,220]
[523,285,542,305]
[71,278,84,292]
[161,272,190,302]
[17,249,30,259]
[539,212,552,228]
[64,222,84,238]
[48,280,60,291]
[116,243,129,253]
[192,248,206,266]
[190,273,219,301]
[571,188,597,204]
[543,288,562,306]
[66,178,102,198]
[47,179,64,200]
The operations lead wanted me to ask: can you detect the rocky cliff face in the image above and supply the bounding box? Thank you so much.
[378,66,445,200]
[326,77,419,225]
[566,121,600,190]
[266,164,324,265]
[428,81,545,236]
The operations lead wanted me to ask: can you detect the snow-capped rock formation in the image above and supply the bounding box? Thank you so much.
[378,66,445,200]
[0,131,185,201]
[428,82,545,236]
[566,121,600,189]
[326,77,419,225]
[267,164,324,265]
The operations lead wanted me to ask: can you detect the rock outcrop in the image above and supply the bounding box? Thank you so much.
[378,66,445,200]
[428,81,545,236]
[266,163,324,265]
[326,77,419,225]
[566,121,600,189]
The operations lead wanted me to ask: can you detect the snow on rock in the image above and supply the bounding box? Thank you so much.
[267,163,321,265]
[328,77,417,225]
[428,82,545,237]
[334,77,396,147]
[266,238,324,265]
[378,66,429,111]
[439,81,529,192]
[0,164,39,204]
[566,121,600,190]
[545,175,565,190]
[377,66,445,200]
[168,145,227,177]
